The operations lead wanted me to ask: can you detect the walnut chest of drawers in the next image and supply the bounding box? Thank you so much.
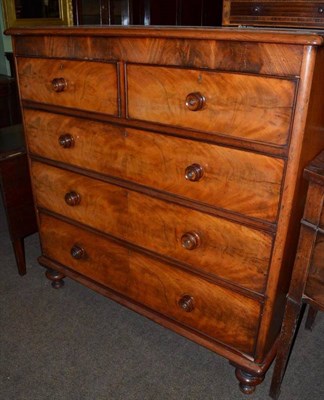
[7,26,324,395]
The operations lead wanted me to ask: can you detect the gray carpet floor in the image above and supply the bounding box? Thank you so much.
[1,199,323,400]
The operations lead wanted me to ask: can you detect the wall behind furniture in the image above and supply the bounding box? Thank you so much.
[0,3,13,75]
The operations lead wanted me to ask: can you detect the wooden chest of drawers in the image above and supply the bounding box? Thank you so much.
[223,1,324,28]
[7,26,324,395]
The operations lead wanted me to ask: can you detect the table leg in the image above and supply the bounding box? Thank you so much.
[12,237,26,276]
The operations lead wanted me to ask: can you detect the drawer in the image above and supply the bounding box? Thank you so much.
[305,232,324,305]
[17,57,118,115]
[223,1,324,28]
[25,110,284,222]
[39,212,261,355]
[126,64,296,146]
[31,161,273,293]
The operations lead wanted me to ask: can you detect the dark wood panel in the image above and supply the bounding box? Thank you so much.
[40,212,261,355]
[72,0,223,26]
[31,161,273,293]
[223,1,324,28]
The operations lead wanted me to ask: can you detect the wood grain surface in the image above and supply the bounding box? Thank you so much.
[25,110,284,222]
[127,65,296,145]
[31,161,273,293]
[17,57,119,115]
[39,212,261,355]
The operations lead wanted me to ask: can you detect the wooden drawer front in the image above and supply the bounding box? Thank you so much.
[17,57,118,115]
[25,110,284,222]
[126,64,296,146]
[223,1,324,28]
[305,232,324,305]
[31,162,273,292]
[39,213,261,355]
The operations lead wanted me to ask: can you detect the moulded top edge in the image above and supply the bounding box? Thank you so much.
[5,25,324,46]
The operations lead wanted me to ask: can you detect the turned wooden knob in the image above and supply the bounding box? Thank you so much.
[181,232,201,250]
[58,133,74,148]
[178,295,195,312]
[51,77,67,92]
[185,164,204,182]
[64,191,81,206]
[70,245,86,260]
[185,92,205,111]
[252,5,261,13]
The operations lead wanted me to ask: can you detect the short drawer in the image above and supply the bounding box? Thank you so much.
[39,212,261,355]
[25,109,284,223]
[17,57,118,115]
[31,161,273,293]
[223,1,324,28]
[126,64,296,146]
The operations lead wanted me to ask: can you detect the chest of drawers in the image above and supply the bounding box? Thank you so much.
[7,26,324,395]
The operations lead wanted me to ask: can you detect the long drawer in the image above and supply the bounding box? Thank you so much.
[126,64,296,146]
[31,161,273,293]
[25,110,284,223]
[39,212,261,355]
[17,57,119,115]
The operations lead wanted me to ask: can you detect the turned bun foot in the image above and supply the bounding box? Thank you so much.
[235,368,265,395]
[45,268,65,289]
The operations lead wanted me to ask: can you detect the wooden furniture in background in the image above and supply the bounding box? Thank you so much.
[7,26,324,394]
[0,124,37,275]
[72,0,223,26]
[223,1,324,28]
[270,150,324,399]
[0,74,21,128]
[2,0,73,28]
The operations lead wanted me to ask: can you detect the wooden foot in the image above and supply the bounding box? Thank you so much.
[12,238,26,276]
[45,268,65,289]
[235,368,264,394]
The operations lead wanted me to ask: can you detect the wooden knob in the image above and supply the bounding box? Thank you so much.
[64,191,81,206]
[185,92,205,111]
[70,245,86,260]
[58,134,74,148]
[51,77,67,92]
[181,232,201,250]
[252,5,261,13]
[185,164,204,182]
[178,295,195,312]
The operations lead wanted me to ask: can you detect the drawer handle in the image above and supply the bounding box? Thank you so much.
[252,5,261,14]
[319,7,324,13]
[70,245,86,260]
[58,134,74,149]
[181,232,201,250]
[185,92,205,111]
[64,191,81,206]
[185,163,204,182]
[51,77,67,92]
[178,295,195,312]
